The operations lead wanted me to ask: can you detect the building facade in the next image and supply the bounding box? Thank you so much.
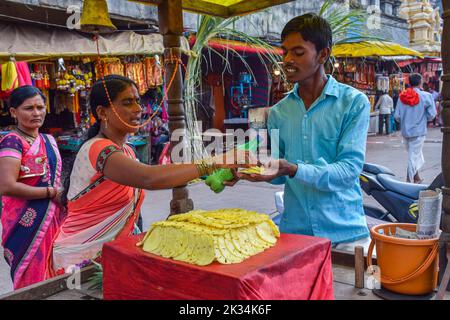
[0,0,442,54]
[399,0,443,56]
[183,0,410,46]
[0,0,158,30]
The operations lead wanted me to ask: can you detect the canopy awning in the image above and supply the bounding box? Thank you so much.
[188,37,425,63]
[0,21,190,62]
[188,35,283,55]
[332,41,424,59]
[132,0,295,18]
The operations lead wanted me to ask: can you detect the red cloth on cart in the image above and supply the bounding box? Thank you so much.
[103,233,334,300]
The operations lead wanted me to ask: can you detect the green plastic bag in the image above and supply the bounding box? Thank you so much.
[205,136,260,193]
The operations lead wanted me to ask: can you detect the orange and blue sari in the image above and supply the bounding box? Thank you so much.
[0,132,63,289]
[52,138,145,273]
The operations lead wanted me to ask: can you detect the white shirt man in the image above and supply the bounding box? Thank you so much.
[374,92,394,135]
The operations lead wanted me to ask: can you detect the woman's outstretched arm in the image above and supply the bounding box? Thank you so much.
[102,150,249,190]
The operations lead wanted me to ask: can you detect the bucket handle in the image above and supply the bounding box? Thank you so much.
[367,239,439,285]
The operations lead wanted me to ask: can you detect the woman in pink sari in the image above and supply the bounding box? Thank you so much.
[0,86,64,289]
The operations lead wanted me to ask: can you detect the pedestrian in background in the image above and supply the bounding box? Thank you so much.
[374,90,394,135]
[428,83,441,127]
[394,74,436,184]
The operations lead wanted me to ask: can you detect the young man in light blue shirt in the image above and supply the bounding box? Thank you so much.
[238,14,371,250]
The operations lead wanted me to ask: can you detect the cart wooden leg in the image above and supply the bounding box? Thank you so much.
[436,242,450,300]
[355,246,365,289]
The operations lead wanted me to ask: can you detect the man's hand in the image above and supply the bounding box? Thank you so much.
[223,168,240,187]
[237,159,298,182]
[212,149,258,169]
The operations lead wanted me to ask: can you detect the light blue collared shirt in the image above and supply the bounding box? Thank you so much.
[394,88,436,138]
[267,75,370,244]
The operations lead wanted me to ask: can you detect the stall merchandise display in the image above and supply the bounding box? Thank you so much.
[144,56,163,88]
[0,58,165,149]
[125,62,147,95]
[390,74,404,93]
[407,61,442,86]
[1,61,19,92]
[368,94,376,112]
[31,64,51,91]
[94,58,124,78]
[138,209,280,266]
[55,65,93,95]
[1,56,166,166]
[376,75,390,92]
[95,56,163,92]
[0,60,32,99]
[56,134,84,152]
[335,59,376,92]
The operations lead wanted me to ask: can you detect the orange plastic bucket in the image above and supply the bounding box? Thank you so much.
[367,223,439,295]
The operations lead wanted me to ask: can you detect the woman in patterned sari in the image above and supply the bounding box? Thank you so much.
[0,86,64,289]
[54,75,247,274]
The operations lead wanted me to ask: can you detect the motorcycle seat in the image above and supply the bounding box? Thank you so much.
[377,174,428,199]
[363,163,395,176]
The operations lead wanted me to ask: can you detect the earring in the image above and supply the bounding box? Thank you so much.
[103,118,108,129]
[13,117,17,125]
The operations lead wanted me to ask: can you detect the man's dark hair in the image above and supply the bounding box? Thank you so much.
[281,13,333,53]
[409,73,422,87]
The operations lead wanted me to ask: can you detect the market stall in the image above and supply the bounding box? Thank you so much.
[196,38,426,134]
[400,57,443,90]
[331,41,424,135]
[0,21,189,169]
[186,35,283,133]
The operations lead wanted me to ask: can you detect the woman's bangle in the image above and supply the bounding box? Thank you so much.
[195,159,218,176]
[51,187,57,199]
[46,187,57,199]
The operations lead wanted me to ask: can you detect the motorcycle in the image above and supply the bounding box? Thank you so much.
[360,163,443,223]
[272,163,443,225]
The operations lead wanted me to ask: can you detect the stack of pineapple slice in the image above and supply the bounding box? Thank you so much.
[137,209,280,266]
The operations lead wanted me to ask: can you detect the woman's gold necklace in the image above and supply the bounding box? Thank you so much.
[16,127,37,145]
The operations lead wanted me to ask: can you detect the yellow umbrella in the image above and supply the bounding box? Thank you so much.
[332,41,424,59]
[132,0,294,18]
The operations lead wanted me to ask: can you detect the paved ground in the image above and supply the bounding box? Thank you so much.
[0,127,444,296]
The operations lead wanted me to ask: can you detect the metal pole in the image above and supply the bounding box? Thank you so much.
[437,0,450,296]
[158,0,194,215]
